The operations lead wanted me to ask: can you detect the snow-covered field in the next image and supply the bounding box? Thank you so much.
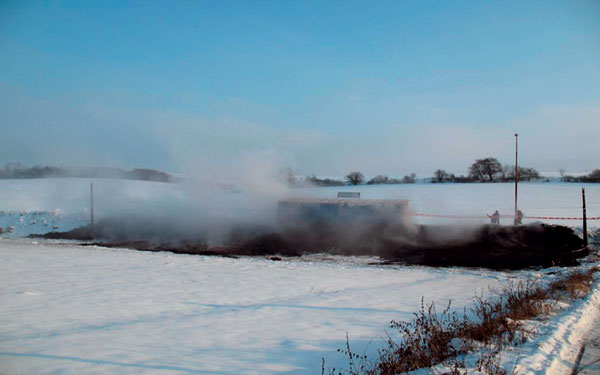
[1,239,509,375]
[0,178,184,237]
[0,211,86,238]
[0,178,599,374]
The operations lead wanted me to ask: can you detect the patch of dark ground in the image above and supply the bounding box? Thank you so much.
[36,216,587,270]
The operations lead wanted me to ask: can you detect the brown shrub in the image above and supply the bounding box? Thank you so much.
[324,268,597,375]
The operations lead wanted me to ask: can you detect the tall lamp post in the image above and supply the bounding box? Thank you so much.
[514,134,518,225]
[90,181,94,227]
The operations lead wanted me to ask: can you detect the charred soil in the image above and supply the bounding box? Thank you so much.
[35,216,586,270]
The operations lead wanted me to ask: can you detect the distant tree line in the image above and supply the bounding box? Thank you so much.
[282,169,418,187]
[561,169,600,183]
[346,171,417,185]
[432,157,541,183]
[0,163,173,183]
[303,174,345,187]
[283,159,599,188]
[365,173,417,185]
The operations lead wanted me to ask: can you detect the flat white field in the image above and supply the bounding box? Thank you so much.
[0,239,507,375]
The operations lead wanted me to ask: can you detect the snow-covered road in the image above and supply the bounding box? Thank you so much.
[0,239,506,375]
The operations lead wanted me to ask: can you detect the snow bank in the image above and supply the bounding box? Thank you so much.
[516,279,600,375]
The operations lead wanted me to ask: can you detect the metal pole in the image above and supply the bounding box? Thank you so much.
[582,188,588,248]
[514,133,518,225]
[90,182,94,227]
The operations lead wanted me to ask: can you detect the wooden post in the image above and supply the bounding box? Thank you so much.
[514,133,519,225]
[90,182,94,227]
[582,188,588,248]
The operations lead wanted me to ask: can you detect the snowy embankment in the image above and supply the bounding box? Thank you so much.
[516,278,600,375]
[0,239,507,375]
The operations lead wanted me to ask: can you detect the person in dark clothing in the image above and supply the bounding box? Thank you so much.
[515,210,524,225]
[488,210,500,224]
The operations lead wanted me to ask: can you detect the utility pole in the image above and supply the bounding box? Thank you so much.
[514,133,519,225]
[90,181,94,227]
[582,188,588,248]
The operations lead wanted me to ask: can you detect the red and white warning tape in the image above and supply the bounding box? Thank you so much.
[413,212,600,220]
[523,216,600,221]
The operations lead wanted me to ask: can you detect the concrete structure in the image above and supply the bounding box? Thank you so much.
[277,198,409,229]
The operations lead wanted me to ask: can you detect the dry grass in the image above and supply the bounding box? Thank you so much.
[377,300,466,374]
[323,268,597,375]
[548,268,595,299]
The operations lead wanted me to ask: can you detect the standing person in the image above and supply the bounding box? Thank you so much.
[488,210,500,224]
[516,210,524,225]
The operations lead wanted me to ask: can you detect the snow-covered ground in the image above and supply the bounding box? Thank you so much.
[2,239,598,375]
[0,239,511,375]
[0,211,87,238]
[0,178,184,214]
[0,178,184,237]
[573,299,600,375]
[516,278,600,375]
[0,178,599,374]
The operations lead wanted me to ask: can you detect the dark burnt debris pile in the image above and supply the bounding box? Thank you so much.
[38,198,587,269]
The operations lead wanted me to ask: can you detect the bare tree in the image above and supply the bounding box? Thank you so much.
[433,169,450,183]
[522,167,540,181]
[367,175,389,185]
[345,171,364,185]
[504,165,541,181]
[469,157,502,182]
[402,173,417,183]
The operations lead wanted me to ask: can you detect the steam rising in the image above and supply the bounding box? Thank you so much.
[2,149,587,269]
[23,150,286,246]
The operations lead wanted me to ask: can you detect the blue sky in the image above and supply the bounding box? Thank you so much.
[1,0,599,176]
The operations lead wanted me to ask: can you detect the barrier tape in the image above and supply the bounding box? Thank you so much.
[413,212,600,220]
[523,216,600,221]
